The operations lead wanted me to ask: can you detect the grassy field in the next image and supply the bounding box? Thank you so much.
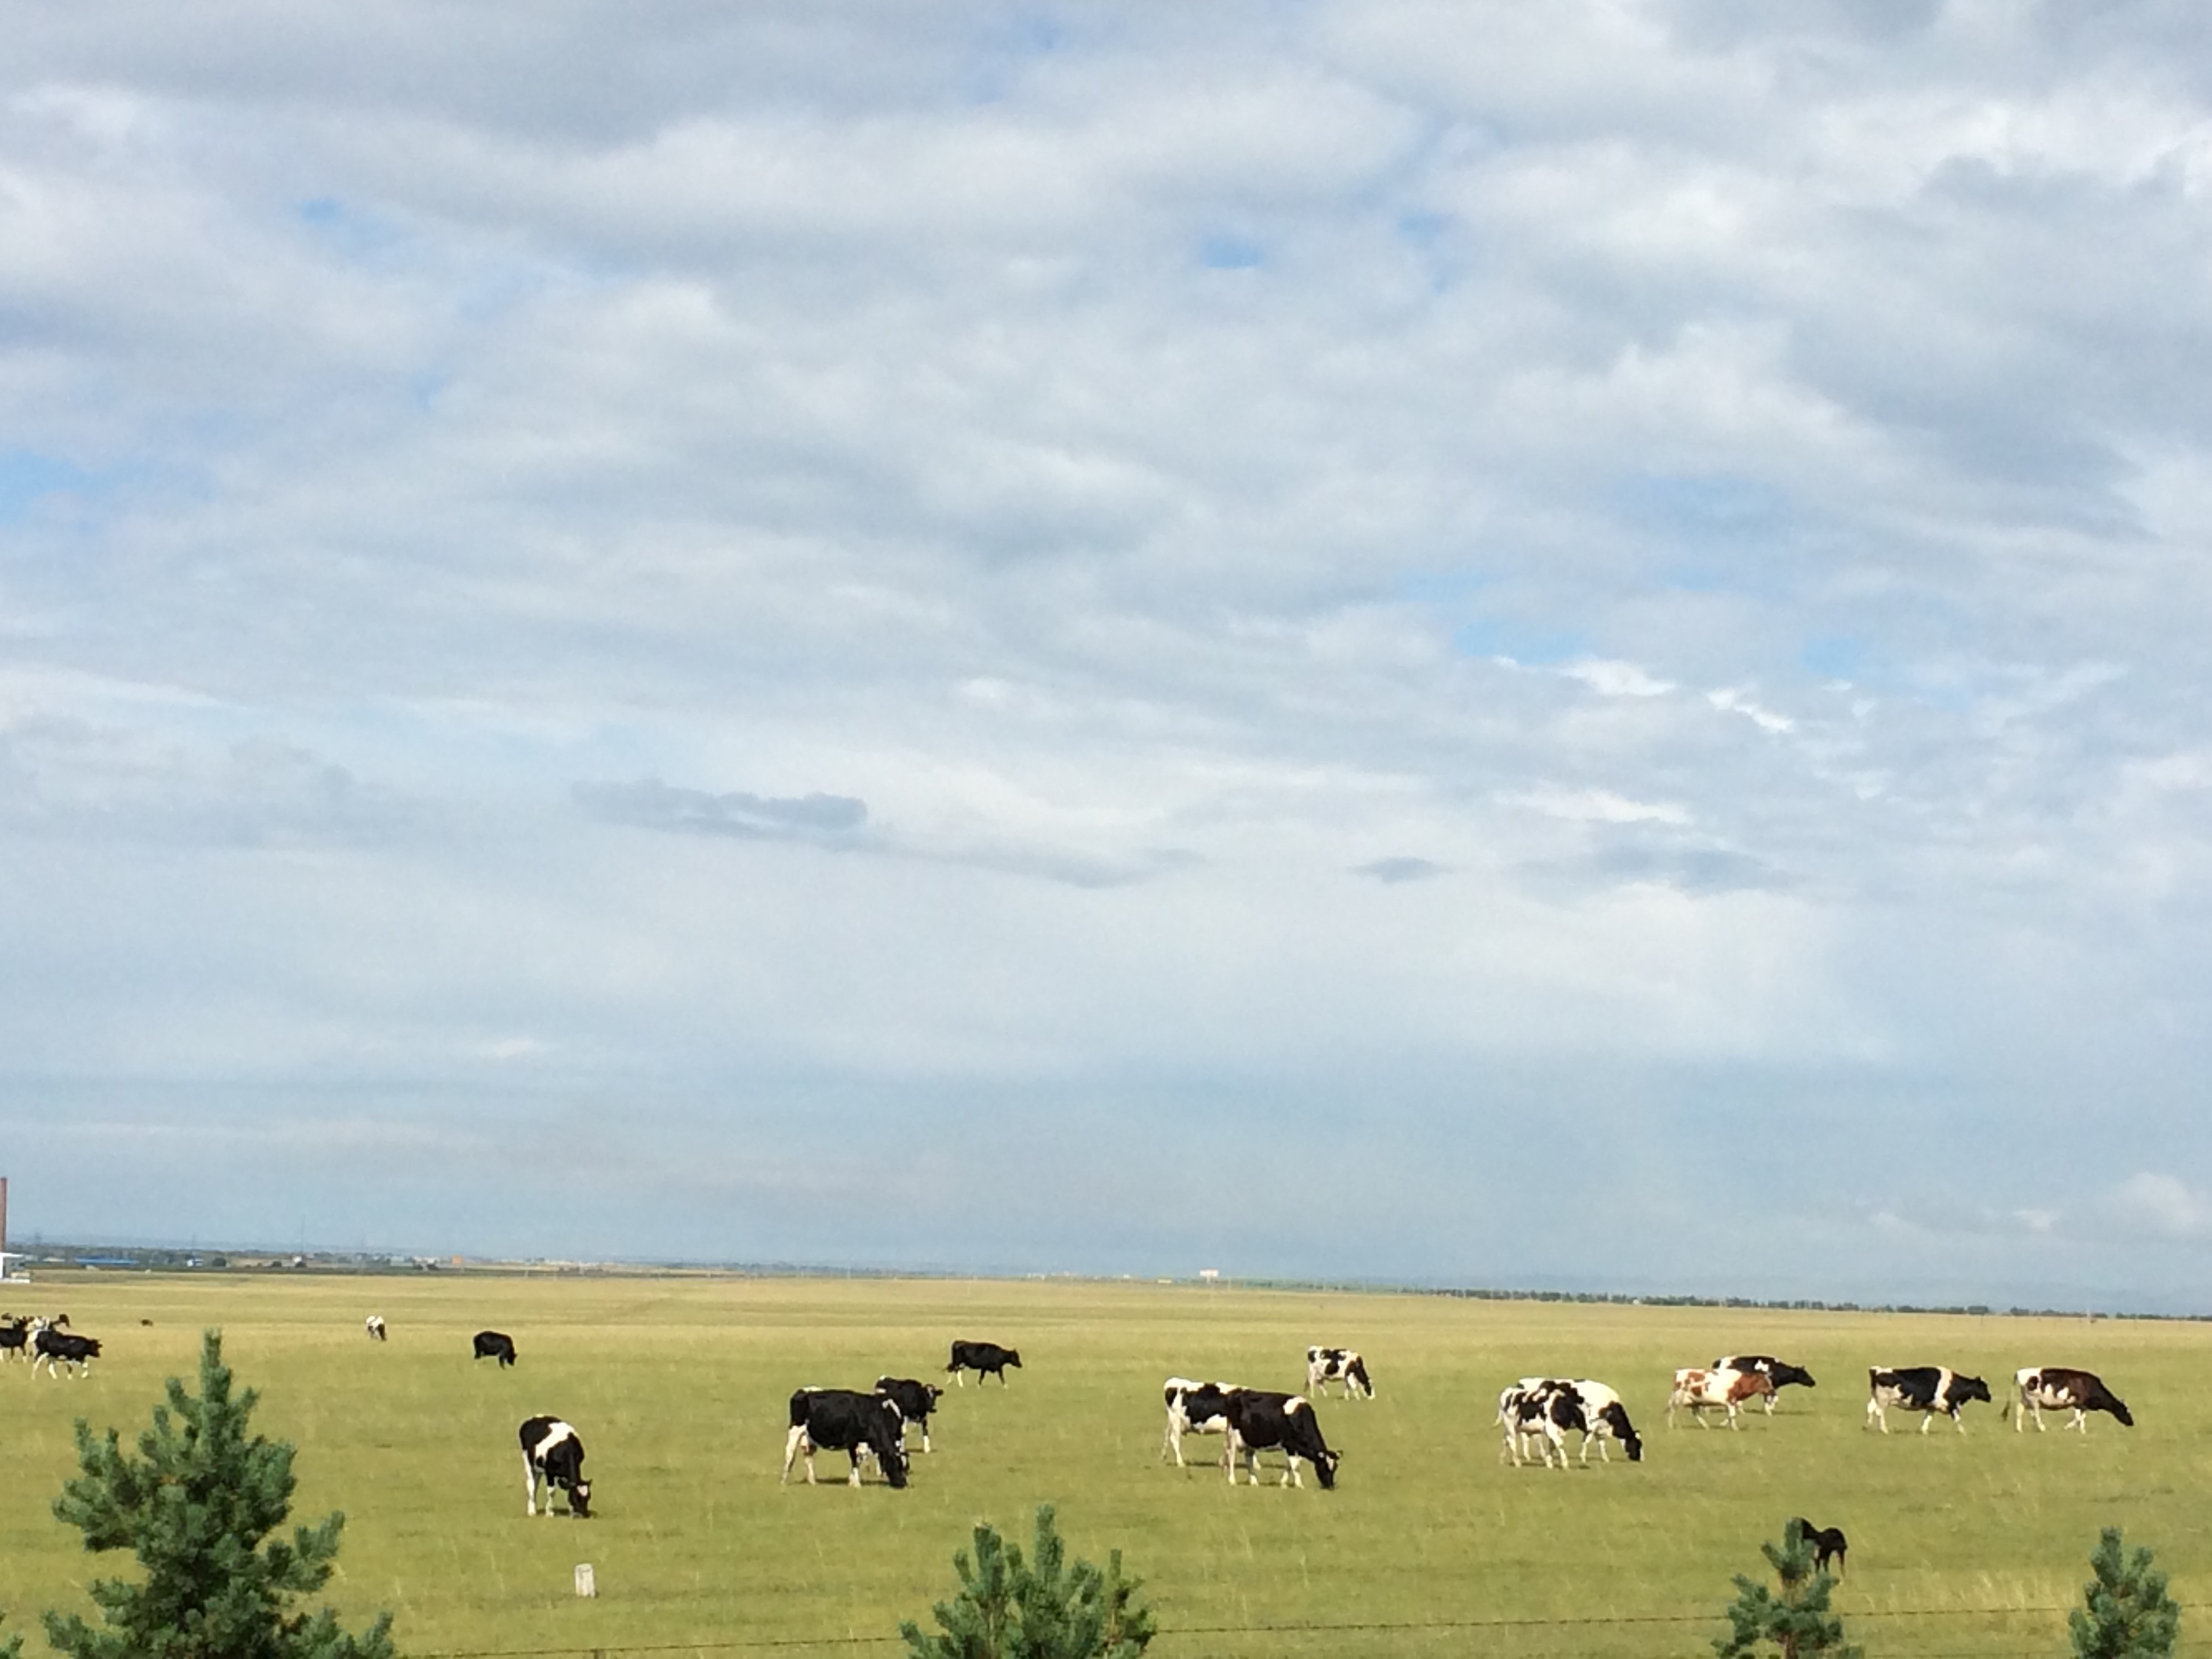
[1,1272,2207,1657]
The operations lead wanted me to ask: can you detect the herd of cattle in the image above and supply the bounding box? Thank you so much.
[0,1313,101,1376]
[8,1307,2142,1526]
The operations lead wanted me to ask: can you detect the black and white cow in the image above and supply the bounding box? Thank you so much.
[1305,1347,1374,1399]
[518,1416,592,1517]
[946,1340,1021,1386]
[2009,1367,2133,1433]
[365,1315,388,1342]
[472,1330,518,1367]
[1162,1378,1244,1468]
[874,1376,945,1453]
[1865,1366,1992,1433]
[32,1326,100,1379]
[1496,1376,1642,1469]
[1712,1354,1816,1414]
[783,1388,909,1488]
[1223,1390,1339,1490]
[1498,1379,1584,1469]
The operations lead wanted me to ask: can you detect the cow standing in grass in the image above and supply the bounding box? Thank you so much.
[946,1340,1021,1385]
[1305,1347,1374,1399]
[1162,1378,1244,1469]
[519,1416,592,1517]
[1668,1366,1774,1429]
[874,1376,944,1453]
[1865,1366,1991,1433]
[1224,1390,1339,1489]
[472,1330,517,1367]
[2009,1367,2133,1433]
[783,1388,909,1488]
[1711,1354,1816,1414]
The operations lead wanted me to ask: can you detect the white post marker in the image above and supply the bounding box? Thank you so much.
[574,1563,596,1598]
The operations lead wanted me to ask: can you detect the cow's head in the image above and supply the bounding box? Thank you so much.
[1311,1448,1340,1490]
[926,1383,944,1407]
[1773,1362,1816,1389]
[567,1479,592,1519]
[1953,1374,1993,1407]
[1005,1350,1023,1368]
[1346,1356,1374,1397]
[2102,1392,2135,1427]
[872,1401,912,1489]
[1600,1403,1643,1461]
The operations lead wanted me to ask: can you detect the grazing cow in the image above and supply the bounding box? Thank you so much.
[1498,1378,1643,1468]
[1865,1366,1992,1433]
[1223,1390,1339,1489]
[33,1328,102,1379]
[1790,1518,1849,1578]
[782,1387,909,1488]
[1305,1347,1374,1399]
[1162,1378,1245,1468]
[874,1376,945,1453]
[365,1315,388,1342]
[1712,1354,1816,1414]
[1668,1366,1775,1429]
[1563,1378,1643,1464]
[2009,1367,2133,1433]
[518,1416,592,1517]
[945,1340,1021,1386]
[472,1330,518,1367]
[1498,1380,1584,1469]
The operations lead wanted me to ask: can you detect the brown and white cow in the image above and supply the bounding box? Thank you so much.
[1667,1366,1774,1429]
[2009,1367,2133,1433]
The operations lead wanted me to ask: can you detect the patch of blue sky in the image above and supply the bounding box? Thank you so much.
[1452,617,1585,665]
[960,10,1066,103]
[1394,210,1454,292]
[0,449,100,525]
[293,197,408,267]
[1615,471,1790,537]
[1200,234,1264,270]
[1802,635,1864,682]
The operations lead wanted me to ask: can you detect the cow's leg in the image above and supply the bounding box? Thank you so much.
[848,1452,864,1488]
[921,1423,933,1454]
[524,1454,539,1515]
[1866,1400,1886,1433]
[953,1370,965,1387]
[780,1425,808,1485]
[1920,1411,1935,1434]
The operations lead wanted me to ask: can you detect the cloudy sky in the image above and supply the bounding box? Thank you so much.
[6,1,2212,1307]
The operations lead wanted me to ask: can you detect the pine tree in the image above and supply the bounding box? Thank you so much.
[901,1504,1155,1659]
[44,1328,396,1659]
[1713,1519,1861,1659]
[2070,1527,2180,1658]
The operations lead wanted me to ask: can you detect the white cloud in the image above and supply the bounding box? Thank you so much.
[2108,1172,2212,1241]
[1562,658,1675,697]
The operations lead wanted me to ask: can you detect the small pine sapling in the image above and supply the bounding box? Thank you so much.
[43,1328,396,1659]
[901,1503,1155,1659]
[1713,1517,1861,1659]
[2070,1527,2180,1658]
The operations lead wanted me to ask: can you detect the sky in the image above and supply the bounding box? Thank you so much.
[5,1,2212,1309]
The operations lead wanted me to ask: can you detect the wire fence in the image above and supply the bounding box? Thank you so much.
[403,1598,2212,1659]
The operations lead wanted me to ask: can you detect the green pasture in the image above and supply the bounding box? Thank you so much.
[1,1273,2207,1656]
